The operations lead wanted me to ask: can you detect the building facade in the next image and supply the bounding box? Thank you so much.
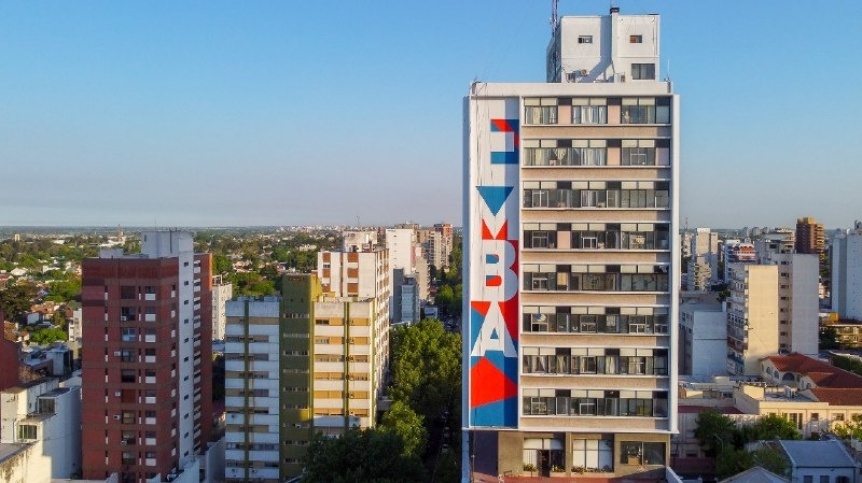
[224,274,386,481]
[0,378,82,482]
[726,264,779,376]
[679,302,726,380]
[795,217,824,256]
[464,8,679,478]
[211,275,233,341]
[832,226,862,320]
[81,231,213,483]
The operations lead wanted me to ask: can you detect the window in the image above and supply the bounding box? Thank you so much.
[121,328,136,342]
[17,425,37,440]
[803,477,813,483]
[578,35,593,44]
[121,369,136,383]
[572,99,607,125]
[820,476,829,483]
[630,35,643,43]
[621,441,665,465]
[631,63,655,80]
[524,100,558,125]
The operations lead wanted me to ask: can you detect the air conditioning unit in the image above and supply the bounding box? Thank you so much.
[115,391,122,397]
[113,415,121,420]
[120,441,127,445]
[580,69,588,75]
[114,351,122,357]
[120,316,128,322]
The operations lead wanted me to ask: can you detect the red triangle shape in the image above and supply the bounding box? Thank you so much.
[471,357,518,407]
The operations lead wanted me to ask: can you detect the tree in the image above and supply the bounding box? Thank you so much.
[46,277,82,302]
[833,354,862,375]
[751,414,802,441]
[302,427,425,483]
[820,326,840,350]
[435,285,454,316]
[716,446,787,480]
[389,320,461,425]
[28,326,67,345]
[716,448,754,480]
[380,401,427,458]
[212,254,233,274]
[833,413,862,440]
[0,283,38,322]
[694,409,736,457]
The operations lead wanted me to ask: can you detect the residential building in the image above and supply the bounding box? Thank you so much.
[465,8,678,478]
[726,264,779,376]
[795,217,825,257]
[831,225,862,320]
[723,241,756,281]
[680,232,693,260]
[427,231,452,270]
[765,253,819,355]
[777,440,857,483]
[823,319,862,348]
[679,302,726,380]
[691,228,718,258]
[678,353,862,452]
[211,275,233,341]
[434,223,454,239]
[386,228,428,322]
[385,228,416,275]
[318,232,389,387]
[687,255,713,291]
[224,296,282,483]
[81,231,213,483]
[400,275,420,324]
[0,337,18,392]
[0,378,82,482]
[224,274,387,481]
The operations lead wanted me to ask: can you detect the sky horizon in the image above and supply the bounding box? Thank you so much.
[2,1,861,229]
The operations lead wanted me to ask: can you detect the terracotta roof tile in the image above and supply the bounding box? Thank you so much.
[766,353,862,389]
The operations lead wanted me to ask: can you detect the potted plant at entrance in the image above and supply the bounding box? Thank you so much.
[551,465,567,477]
[522,463,536,476]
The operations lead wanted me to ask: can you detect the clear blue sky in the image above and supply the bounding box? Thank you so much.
[2,1,860,228]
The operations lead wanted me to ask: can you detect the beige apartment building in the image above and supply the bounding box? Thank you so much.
[726,264,779,376]
[224,274,387,482]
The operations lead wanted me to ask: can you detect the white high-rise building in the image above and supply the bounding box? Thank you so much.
[464,7,678,478]
[211,274,233,341]
[832,225,862,320]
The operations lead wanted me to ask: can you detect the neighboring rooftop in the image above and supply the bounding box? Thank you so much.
[719,466,788,483]
[0,443,29,465]
[767,353,862,389]
[779,440,857,469]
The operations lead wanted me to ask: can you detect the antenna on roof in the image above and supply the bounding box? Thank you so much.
[551,0,559,32]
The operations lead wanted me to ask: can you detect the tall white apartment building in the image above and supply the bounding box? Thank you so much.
[832,225,862,320]
[211,275,233,341]
[464,8,678,478]
[765,253,819,355]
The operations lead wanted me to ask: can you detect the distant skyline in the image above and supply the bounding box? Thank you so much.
[2,1,861,228]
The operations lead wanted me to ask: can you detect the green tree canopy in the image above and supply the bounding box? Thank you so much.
[389,320,461,424]
[751,414,802,441]
[28,326,68,345]
[0,283,38,321]
[380,401,427,458]
[302,428,425,483]
[694,409,737,457]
